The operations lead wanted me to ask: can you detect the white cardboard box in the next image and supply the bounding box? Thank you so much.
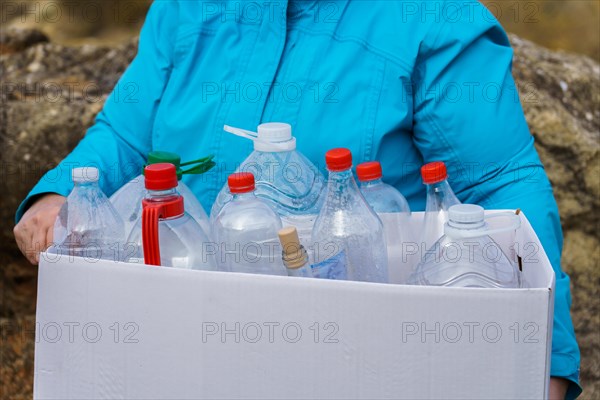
[33,211,555,399]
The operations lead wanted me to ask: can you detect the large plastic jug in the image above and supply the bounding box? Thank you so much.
[210,123,325,240]
[126,163,217,270]
[110,151,214,240]
[408,204,522,288]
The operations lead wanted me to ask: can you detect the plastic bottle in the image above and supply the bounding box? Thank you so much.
[212,172,286,276]
[51,167,125,261]
[110,151,214,240]
[311,148,389,283]
[357,161,411,283]
[356,161,411,214]
[210,123,325,241]
[126,163,217,270]
[278,226,313,278]
[408,204,522,288]
[421,161,461,252]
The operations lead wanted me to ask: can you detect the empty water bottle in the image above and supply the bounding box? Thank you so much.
[110,151,214,239]
[311,149,388,283]
[126,163,217,270]
[421,161,461,252]
[210,123,325,240]
[357,161,410,282]
[408,204,522,288]
[212,172,286,276]
[356,161,411,214]
[51,167,125,261]
[278,226,313,278]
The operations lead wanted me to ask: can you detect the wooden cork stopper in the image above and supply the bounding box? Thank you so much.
[278,226,308,269]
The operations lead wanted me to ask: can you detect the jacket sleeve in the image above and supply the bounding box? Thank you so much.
[15,1,179,222]
[411,3,581,397]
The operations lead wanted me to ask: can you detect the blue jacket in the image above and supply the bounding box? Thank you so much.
[17,1,580,395]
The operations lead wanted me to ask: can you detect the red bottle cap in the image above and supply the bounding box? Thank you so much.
[421,161,448,184]
[356,161,383,182]
[228,172,255,194]
[325,148,352,172]
[144,163,178,190]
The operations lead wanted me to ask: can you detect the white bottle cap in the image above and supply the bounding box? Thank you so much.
[223,122,296,152]
[448,204,485,225]
[72,167,99,183]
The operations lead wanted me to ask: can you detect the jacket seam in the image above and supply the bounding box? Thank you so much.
[293,26,413,73]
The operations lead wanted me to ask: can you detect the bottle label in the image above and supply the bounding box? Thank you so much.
[311,251,347,280]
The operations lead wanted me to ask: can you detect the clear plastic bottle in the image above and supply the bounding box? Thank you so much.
[212,172,286,276]
[110,151,213,241]
[51,167,125,261]
[126,163,217,270]
[210,123,325,241]
[356,161,411,214]
[311,148,389,283]
[357,161,411,282]
[278,226,313,278]
[408,204,522,288]
[421,161,461,252]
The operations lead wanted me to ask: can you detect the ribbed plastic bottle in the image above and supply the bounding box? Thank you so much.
[311,148,389,283]
[421,161,461,252]
[210,123,325,241]
[125,163,217,270]
[408,204,522,288]
[278,226,313,278]
[110,151,214,240]
[212,172,286,276]
[51,167,125,261]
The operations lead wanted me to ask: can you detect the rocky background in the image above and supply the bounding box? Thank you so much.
[1,3,599,399]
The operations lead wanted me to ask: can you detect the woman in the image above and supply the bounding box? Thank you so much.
[13,1,580,397]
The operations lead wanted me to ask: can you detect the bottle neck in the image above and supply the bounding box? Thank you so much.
[254,138,296,152]
[327,168,354,183]
[231,191,256,201]
[146,187,179,201]
[74,180,99,188]
[359,178,383,188]
[282,244,309,269]
[448,220,486,230]
[425,179,459,209]
[324,168,361,203]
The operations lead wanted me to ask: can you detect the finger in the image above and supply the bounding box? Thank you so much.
[31,229,47,265]
[14,222,35,264]
[45,224,54,249]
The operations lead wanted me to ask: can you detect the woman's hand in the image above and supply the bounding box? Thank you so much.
[13,194,65,264]
[549,377,569,399]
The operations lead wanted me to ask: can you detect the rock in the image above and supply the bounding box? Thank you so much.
[0,28,48,55]
[0,28,598,395]
[1,0,151,46]
[510,34,600,239]
[0,30,137,255]
[511,33,600,394]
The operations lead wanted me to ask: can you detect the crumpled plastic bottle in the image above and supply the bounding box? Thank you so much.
[311,148,388,283]
[51,167,125,261]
